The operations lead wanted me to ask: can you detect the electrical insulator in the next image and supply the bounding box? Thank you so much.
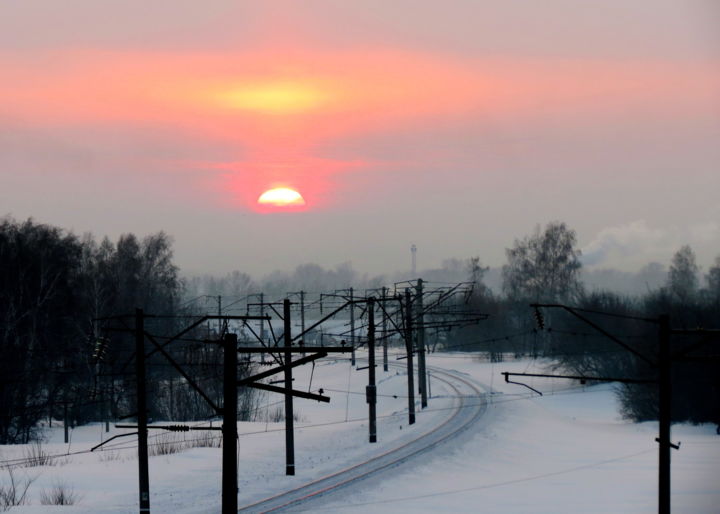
[165,425,190,432]
[533,308,545,330]
[93,338,108,361]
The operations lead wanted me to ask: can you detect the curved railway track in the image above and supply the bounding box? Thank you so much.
[237,365,488,513]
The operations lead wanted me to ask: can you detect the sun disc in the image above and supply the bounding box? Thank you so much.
[218,82,326,114]
[257,187,306,207]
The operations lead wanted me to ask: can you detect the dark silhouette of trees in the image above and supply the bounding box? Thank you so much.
[0,218,84,442]
[457,234,718,426]
[0,218,189,442]
[551,245,718,426]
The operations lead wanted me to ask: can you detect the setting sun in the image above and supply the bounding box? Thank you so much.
[216,81,328,114]
[257,187,306,207]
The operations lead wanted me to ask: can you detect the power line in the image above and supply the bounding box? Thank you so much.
[296,448,656,511]
[0,379,606,470]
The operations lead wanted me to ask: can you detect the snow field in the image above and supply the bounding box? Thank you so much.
[2,351,718,513]
[3,349,455,512]
[312,354,720,513]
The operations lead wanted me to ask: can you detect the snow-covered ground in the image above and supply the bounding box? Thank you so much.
[314,354,720,513]
[2,351,718,513]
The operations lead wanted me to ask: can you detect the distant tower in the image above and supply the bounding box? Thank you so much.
[411,244,417,275]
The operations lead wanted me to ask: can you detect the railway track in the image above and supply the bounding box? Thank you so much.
[237,364,488,513]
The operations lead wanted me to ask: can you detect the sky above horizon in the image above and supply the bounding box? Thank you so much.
[1,1,719,277]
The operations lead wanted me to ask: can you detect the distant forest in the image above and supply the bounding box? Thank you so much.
[184,253,670,300]
[1,216,718,443]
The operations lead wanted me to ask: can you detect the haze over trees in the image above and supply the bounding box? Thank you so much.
[185,262,387,301]
[1,216,718,443]
[461,233,719,427]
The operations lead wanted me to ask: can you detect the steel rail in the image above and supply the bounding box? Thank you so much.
[237,362,487,513]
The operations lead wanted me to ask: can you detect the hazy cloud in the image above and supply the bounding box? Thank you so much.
[1,2,719,276]
[582,220,720,270]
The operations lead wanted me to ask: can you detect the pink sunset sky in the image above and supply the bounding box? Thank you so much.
[1,1,719,275]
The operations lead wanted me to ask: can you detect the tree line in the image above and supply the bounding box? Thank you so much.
[456,221,720,426]
[0,217,259,444]
[1,216,717,442]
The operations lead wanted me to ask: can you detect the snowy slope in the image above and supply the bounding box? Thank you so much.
[3,352,718,513]
[311,355,719,513]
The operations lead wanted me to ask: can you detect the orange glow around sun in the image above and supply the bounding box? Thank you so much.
[2,48,717,213]
[257,187,306,208]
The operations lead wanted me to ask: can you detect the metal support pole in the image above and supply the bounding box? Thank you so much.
[104,383,110,433]
[349,287,356,367]
[405,289,416,425]
[300,291,306,358]
[63,402,69,444]
[222,333,238,514]
[135,308,150,514]
[367,298,377,443]
[284,299,295,475]
[416,279,427,408]
[217,295,222,336]
[382,287,388,372]
[658,314,671,514]
[259,293,265,343]
[260,293,266,364]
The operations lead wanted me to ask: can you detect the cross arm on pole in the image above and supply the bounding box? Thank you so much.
[246,382,330,403]
[236,320,283,366]
[90,431,137,452]
[143,331,222,414]
[670,330,720,359]
[236,346,350,354]
[291,301,353,342]
[144,316,211,359]
[501,371,657,385]
[142,315,270,359]
[531,303,656,366]
[418,283,464,317]
[238,352,328,385]
[377,297,407,343]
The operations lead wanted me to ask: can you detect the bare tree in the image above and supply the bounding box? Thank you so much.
[704,254,720,308]
[502,221,583,302]
[667,245,699,304]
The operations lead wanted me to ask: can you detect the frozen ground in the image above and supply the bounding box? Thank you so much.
[2,351,718,513]
[313,354,720,513]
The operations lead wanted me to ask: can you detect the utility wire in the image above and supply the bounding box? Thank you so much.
[0,381,610,469]
[293,448,656,511]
